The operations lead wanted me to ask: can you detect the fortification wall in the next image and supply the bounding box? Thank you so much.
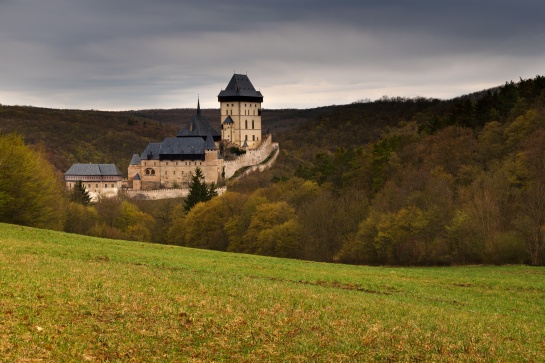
[223,134,275,179]
[124,186,227,200]
[234,143,279,179]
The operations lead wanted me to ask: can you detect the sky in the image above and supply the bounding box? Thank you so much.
[1,0,544,111]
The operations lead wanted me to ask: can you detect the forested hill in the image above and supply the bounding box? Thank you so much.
[2,75,545,266]
[0,105,327,175]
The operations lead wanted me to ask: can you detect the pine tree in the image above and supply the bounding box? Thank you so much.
[184,167,217,212]
[71,180,91,205]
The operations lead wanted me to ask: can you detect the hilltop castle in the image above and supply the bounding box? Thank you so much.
[65,74,278,199]
[126,74,275,192]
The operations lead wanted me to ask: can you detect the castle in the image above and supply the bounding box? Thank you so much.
[125,74,275,192]
[65,74,276,198]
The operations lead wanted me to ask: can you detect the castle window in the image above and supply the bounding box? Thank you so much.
[88,184,90,188]
[96,184,98,188]
[252,120,254,129]
[105,184,107,188]
[111,184,114,188]
[253,135,255,141]
[245,120,248,129]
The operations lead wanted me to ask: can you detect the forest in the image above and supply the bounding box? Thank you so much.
[2,75,545,265]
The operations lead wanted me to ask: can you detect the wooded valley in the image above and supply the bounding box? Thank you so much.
[2,75,545,265]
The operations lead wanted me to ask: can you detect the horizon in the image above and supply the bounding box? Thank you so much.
[1,1,544,111]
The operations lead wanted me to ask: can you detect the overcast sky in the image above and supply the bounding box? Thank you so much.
[1,0,544,110]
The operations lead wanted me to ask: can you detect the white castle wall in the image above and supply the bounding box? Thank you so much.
[223,134,276,179]
[124,186,227,200]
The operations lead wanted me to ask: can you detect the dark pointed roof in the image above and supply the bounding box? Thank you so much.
[133,173,141,181]
[223,115,234,124]
[205,132,217,150]
[177,101,220,140]
[130,154,141,165]
[218,74,263,102]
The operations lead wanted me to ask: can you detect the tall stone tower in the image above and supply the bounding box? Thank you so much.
[218,74,263,149]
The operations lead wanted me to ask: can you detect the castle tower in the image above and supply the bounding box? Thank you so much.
[218,74,263,149]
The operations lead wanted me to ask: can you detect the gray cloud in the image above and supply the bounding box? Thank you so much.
[0,0,544,109]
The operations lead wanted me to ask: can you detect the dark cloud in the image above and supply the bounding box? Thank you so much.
[0,0,544,109]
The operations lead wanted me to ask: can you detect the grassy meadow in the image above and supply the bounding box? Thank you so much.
[1,222,544,362]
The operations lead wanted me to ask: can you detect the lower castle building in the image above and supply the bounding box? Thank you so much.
[65,163,123,200]
[128,100,223,190]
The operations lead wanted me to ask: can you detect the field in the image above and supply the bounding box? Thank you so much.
[1,223,544,362]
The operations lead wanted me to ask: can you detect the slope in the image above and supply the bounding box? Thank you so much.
[1,222,544,361]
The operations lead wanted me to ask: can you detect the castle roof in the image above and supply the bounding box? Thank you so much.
[205,132,217,150]
[177,101,221,140]
[65,163,122,176]
[138,101,219,161]
[223,115,235,124]
[133,173,141,181]
[141,143,161,160]
[218,74,263,102]
[130,153,141,165]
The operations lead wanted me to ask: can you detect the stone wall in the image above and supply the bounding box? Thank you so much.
[124,186,227,200]
[223,134,276,179]
[233,142,279,179]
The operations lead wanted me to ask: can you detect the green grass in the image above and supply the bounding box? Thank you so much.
[1,223,544,362]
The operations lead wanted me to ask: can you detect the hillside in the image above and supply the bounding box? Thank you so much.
[0,105,322,176]
[1,222,544,361]
[3,75,545,266]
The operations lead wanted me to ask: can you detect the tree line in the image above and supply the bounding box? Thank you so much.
[2,76,545,265]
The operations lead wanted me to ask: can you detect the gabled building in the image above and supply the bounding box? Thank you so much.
[65,163,123,199]
[218,74,263,149]
[128,101,223,190]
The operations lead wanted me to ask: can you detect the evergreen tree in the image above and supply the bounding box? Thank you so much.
[71,180,91,205]
[184,167,218,212]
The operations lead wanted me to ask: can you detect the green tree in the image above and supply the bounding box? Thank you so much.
[0,133,65,230]
[177,192,247,251]
[183,167,218,212]
[70,180,91,205]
